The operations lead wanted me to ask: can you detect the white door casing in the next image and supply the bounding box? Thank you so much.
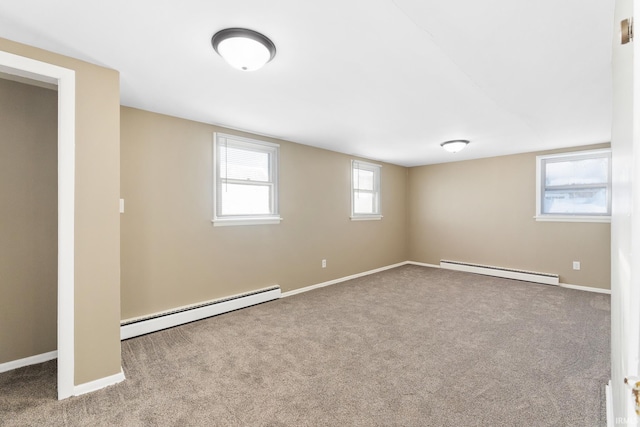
[0,51,75,400]
[611,0,640,424]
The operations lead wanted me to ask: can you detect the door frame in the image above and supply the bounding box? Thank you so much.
[0,51,75,400]
[610,0,640,423]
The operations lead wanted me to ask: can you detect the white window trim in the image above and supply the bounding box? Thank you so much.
[534,148,611,223]
[351,160,383,221]
[212,133,282,226]
[350,215,383,221]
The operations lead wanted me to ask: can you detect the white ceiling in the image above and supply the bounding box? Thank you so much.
[0,0,614,166]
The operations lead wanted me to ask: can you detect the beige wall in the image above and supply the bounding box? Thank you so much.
[0,38,121,384]
[0,78,57,363]
[120,107,408,319]
[121,106,611,322]
[408,144,611,289]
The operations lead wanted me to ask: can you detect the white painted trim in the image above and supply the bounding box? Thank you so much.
[440,260,560,286]
[406,261,441,269]
[281,262,407,298]
[280,261,611,298]
[606,380,613,427]
[73,369,125,397]
[212,132,280,225]
[0,351,58,374]
[0,50,76,401]
[350,215,383,221]
[534,215,611,223]
[351,159,382,219]
[537,148,612,161]
[535,149,612,220]
[212,217,282,227]
[408,262,611,293]
[120,287,281,340]
[559,282,611,294]
[351,159,383,168]
[57,60,76,402]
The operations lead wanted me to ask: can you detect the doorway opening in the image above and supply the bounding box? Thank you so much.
[0,51,75,400]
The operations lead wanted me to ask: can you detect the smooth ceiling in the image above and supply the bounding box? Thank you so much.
[0,0,614,166]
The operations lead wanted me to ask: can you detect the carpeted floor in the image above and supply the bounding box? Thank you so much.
[0,265,610,426]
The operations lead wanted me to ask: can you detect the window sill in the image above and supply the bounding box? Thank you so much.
[350,215,383,221]
[212,217,282,227]
[534,215,611,223]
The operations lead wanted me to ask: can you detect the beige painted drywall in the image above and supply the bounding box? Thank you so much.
[408,144,611,289]
[0,37,121,385]
[120,107,408,319]
[0,78,57,364]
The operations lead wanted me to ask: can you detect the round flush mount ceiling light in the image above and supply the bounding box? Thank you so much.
[440,139,470,153]
[211,28,276,71]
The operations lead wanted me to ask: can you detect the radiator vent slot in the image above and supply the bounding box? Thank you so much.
[440,260,559,286]
[120,285,281,340]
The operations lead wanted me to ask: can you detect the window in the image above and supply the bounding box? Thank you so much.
[351,160,382,220]
[535,149,611,222]
[213,133,281,226]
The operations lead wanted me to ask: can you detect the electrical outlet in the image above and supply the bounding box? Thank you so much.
[573,261,581,270]
[322,259,327,268]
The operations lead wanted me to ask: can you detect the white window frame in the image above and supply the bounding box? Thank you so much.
[351,160,383,221]
[535,148,611,223]
[212,133,281,226]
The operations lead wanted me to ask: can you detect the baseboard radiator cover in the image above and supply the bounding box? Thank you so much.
[120,285,281,340]
[440,260,559,286]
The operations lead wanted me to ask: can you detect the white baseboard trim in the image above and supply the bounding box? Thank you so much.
[440,260,560,286]
[281,262,408,298]
[559,282,611,294]
[279,261,612,297]
[0,350,58,374]
[0,352,126,397]
[120,286,281,340]
[73,368,125,397]
[408,259,609,293]
[406,261,441,269]
[606,380,613,427]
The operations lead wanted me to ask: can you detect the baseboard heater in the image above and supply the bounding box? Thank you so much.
[440,260,559,286]
[120,285,281,340]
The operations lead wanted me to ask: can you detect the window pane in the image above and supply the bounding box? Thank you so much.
[220,183,271,215]
[545,157,609,186]
[543,187,608,214]
[220,146,269,182]
[354,191,375,214]
[353,168,374,191]
[351,160,381,218]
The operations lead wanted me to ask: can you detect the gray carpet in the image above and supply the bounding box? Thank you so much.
[0,265,610,426]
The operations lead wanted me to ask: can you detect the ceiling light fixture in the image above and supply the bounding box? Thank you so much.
[440,139,470,153]
[211,28,276,71]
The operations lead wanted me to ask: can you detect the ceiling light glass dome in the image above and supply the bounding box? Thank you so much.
[211,28,276,71]
[440,139,470,153]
